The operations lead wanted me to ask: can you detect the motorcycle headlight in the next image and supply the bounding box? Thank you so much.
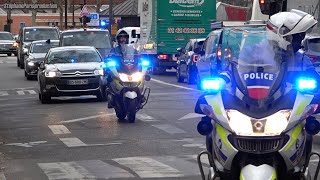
[45,71,61,78]
[94,69,104,76]
[119,72,143,82]
[226,110,291,136]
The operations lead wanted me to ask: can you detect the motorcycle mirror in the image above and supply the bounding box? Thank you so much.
[197,117,213,136]
[305,116,320,135]
[145,75,151,81]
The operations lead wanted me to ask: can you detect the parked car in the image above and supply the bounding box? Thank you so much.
[302,34,320,72]
[16,26,60,69]
[24,39,59,80]
[0,31,18,56]
[59,28,112,59]
[37,46,107,104]
[176,38,205,84]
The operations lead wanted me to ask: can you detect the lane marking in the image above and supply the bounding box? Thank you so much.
[113,157,184,178]
[60,113,116,123]
[152,124,186,134]
[59,137,122,147]
[16,91,25,95]
[0,87,35,91]
[5,141,47,148]
[48,125,71,135]
[59,137,88,147]
[151,78,200,92]
[0,91,8,96]
[136,114,158,122]
[178,113,206,120]
[38,161,96,179]
[77,160,134,178]
[26,90,36,95]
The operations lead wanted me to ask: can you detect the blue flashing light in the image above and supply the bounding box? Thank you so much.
[99,20,109,28]
[297,77,317,91]
[201,78,224,92]
[141,60,150,67]
[106,60,116,67]
[70,58,75,63]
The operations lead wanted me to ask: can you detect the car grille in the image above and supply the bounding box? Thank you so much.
[61,71,94,76]
[56,83,99,91]
[230,136,289,154]
[0,44,13,49]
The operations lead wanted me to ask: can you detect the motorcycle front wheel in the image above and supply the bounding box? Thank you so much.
[127,98,138,123]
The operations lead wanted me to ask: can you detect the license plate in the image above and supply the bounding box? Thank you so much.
[68,79,88,85]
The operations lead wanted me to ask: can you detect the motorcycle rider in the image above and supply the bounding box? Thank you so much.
[106,30,141,108]
[214,9,319,162]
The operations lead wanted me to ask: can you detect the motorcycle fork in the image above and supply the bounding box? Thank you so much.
[303,152,320,180]
[197,151,218,180]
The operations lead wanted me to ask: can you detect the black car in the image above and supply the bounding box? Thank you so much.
[37,46,107,104]
[176,38,205,84]
[59,28,112,59]
[24,40,59,80]
[16,26,60,69]
[0,31,18,56]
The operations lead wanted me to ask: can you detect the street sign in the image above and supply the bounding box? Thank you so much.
[19,22,25,27]
[80,5,90,16]
[90,13,99,20]
[87,13,99,26]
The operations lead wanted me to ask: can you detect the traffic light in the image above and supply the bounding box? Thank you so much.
[99,19,109,29]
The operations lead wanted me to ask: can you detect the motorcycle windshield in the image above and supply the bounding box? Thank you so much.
[121,44,139,72]
[231,31,293,103]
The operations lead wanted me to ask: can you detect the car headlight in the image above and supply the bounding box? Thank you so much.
[45,71,60,77]
[13,42,18,47]
[94,69,104,76]
[28,61,35,66]
[119,72,143,82]
[226,110,291,136]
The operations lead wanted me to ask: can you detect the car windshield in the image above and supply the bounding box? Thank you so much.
[47,49,101,64]
[308,38,320,52]
[0,33,13,40]
[61,31,112,49]
[24,29,59,42]
[30,42,59,53]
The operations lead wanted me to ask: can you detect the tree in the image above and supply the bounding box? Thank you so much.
[96,0,102,13]
[31,0,38,26]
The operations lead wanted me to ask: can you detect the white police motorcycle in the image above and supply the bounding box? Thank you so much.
[195,31,320,180]
[105,44,151,123]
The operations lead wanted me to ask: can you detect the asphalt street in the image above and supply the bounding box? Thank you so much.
[0,55,319,180]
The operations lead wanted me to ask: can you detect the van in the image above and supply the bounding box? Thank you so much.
[16,26,60,69]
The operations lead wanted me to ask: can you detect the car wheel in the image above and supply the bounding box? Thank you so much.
[96,91,107,102]
[176,68,184,83]
[40,92,51,104]
[7,53,11,56]
[187,67,196,85]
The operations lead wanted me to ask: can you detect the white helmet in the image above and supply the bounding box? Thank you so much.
[266,9,318,50]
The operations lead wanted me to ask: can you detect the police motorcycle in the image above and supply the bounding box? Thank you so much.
[104,44,151,123]
[195,31,320,180]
